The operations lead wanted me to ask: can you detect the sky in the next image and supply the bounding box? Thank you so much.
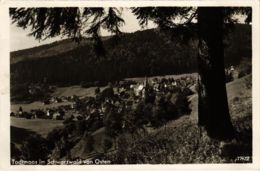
[10,8,156,51]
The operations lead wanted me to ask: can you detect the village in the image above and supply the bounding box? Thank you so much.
[11,65,239,125]
[10,75,197,123]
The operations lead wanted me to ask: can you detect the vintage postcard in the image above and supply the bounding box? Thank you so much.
[0,0,259,170]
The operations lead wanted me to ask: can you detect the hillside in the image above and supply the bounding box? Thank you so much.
[11,39,90,64]
[104,74,252,163]
[11,74,252,163]
[10,24,251,86]
[11,36,112,64]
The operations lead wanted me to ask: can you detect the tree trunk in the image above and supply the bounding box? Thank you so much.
[197,7,235,139]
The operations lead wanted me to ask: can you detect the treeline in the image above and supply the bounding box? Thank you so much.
[10,24,251,86]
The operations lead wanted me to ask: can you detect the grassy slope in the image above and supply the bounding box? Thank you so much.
[65,74,251,163]
[11,117,63,138]
[187,74,251,123]
[106,75,252,163]
[51,86,107,98]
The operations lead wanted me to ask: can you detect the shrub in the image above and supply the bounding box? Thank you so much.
[115,136,129,163]
[35,110,45,119]
[90,120,103,132]
[134,102,152,126]
[24,112,33,119]
[238,58,252,78]
[244,75,252,89]
[20,134,49,161]
[76,115,84,121]
[75,120,88,135]
[104,109,123,137]
[11,142,21,160]
[103,139,113,152]
[172,93,191,115]
[10,83,30,102]
[46,128,63,150]
[101,87,114,99]
[95,87,101,95]
[80,81,94,88]
[85,135,94,153]
[182,87,194,96]
[226,72,234,83]
[56,115,64,120]
[63,117,74,125]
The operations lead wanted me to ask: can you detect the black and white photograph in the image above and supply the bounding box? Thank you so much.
[0,1,259,168]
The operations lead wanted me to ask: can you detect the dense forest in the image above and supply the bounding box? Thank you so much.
[10,24,251,86]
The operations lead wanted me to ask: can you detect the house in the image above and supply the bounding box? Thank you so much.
[53,112,64,120]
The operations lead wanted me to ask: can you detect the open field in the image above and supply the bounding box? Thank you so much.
[11,117,63,138]
[11,101,73,113]
[51,86,107,98]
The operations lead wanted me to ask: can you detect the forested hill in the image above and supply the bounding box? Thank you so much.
[10,24,251,85]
